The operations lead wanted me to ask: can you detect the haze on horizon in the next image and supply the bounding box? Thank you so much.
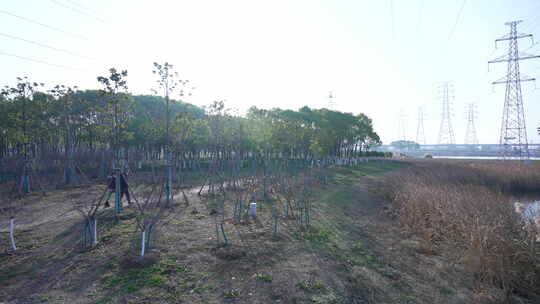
[1,0,539,145]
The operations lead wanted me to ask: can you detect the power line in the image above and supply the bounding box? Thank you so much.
[50,0,106,23]
[64,0,93,12]
[447,0,466,41]
[0,9,92,42]
[521,4,540,33]
[416,0,424,37]
[0,32,95,60]
[524,41,539,52]
[0,51,85,71]
[390,0,395,39]
[527,17,540,34]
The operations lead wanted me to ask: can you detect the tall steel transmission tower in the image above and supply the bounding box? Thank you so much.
[396,109,407,141]
[327,91,336,110]
[416,107,426,145]
[488,20,539,159]
[437,82,455,144]
[464,103,479,144]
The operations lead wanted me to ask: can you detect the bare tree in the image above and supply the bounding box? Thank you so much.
[152,62,192,207]
[97,68,129,214]
[131,181,170,257]
[74,188,108,248]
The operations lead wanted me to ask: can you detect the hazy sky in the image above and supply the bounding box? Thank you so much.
[1,0,539,144]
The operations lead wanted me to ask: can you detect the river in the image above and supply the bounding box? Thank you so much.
[433,156,540,160]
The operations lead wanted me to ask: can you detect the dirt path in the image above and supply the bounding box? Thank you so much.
[312,166,476,304]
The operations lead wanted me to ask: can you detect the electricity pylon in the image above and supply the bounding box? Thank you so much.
[464,103,479,144]
[437,82,455,144]
[327,91,336,110]
[416,107,426,145]
[488,20,539,159]
[397,109,407,141]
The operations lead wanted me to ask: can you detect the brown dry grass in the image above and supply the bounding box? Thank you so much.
[380,160,540,301]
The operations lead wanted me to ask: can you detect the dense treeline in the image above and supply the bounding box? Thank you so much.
[0,76,381,163]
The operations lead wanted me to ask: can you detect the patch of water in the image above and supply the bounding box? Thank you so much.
[515,201,540,221]
[434,156,540,160]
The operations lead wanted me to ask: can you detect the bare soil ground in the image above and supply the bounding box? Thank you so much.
[0,162,504,303]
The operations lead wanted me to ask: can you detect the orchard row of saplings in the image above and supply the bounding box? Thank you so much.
[2,155,375,257]
[1,62,385,257]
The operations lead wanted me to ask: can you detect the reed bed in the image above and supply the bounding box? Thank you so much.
[381,160,540,300]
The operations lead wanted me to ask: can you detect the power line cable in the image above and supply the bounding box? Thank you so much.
[524,41,539,52]
[0,9,93,42]
[447,0,466,41]
[390,0,395,39]
[416,0,424,37]
[0,32,95,60]
[64,0,93,12]
[0,51,85,71]
[520,3,540,33]
[520,18,539,36]
[50,0,106,23]
[527,17,540,35]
